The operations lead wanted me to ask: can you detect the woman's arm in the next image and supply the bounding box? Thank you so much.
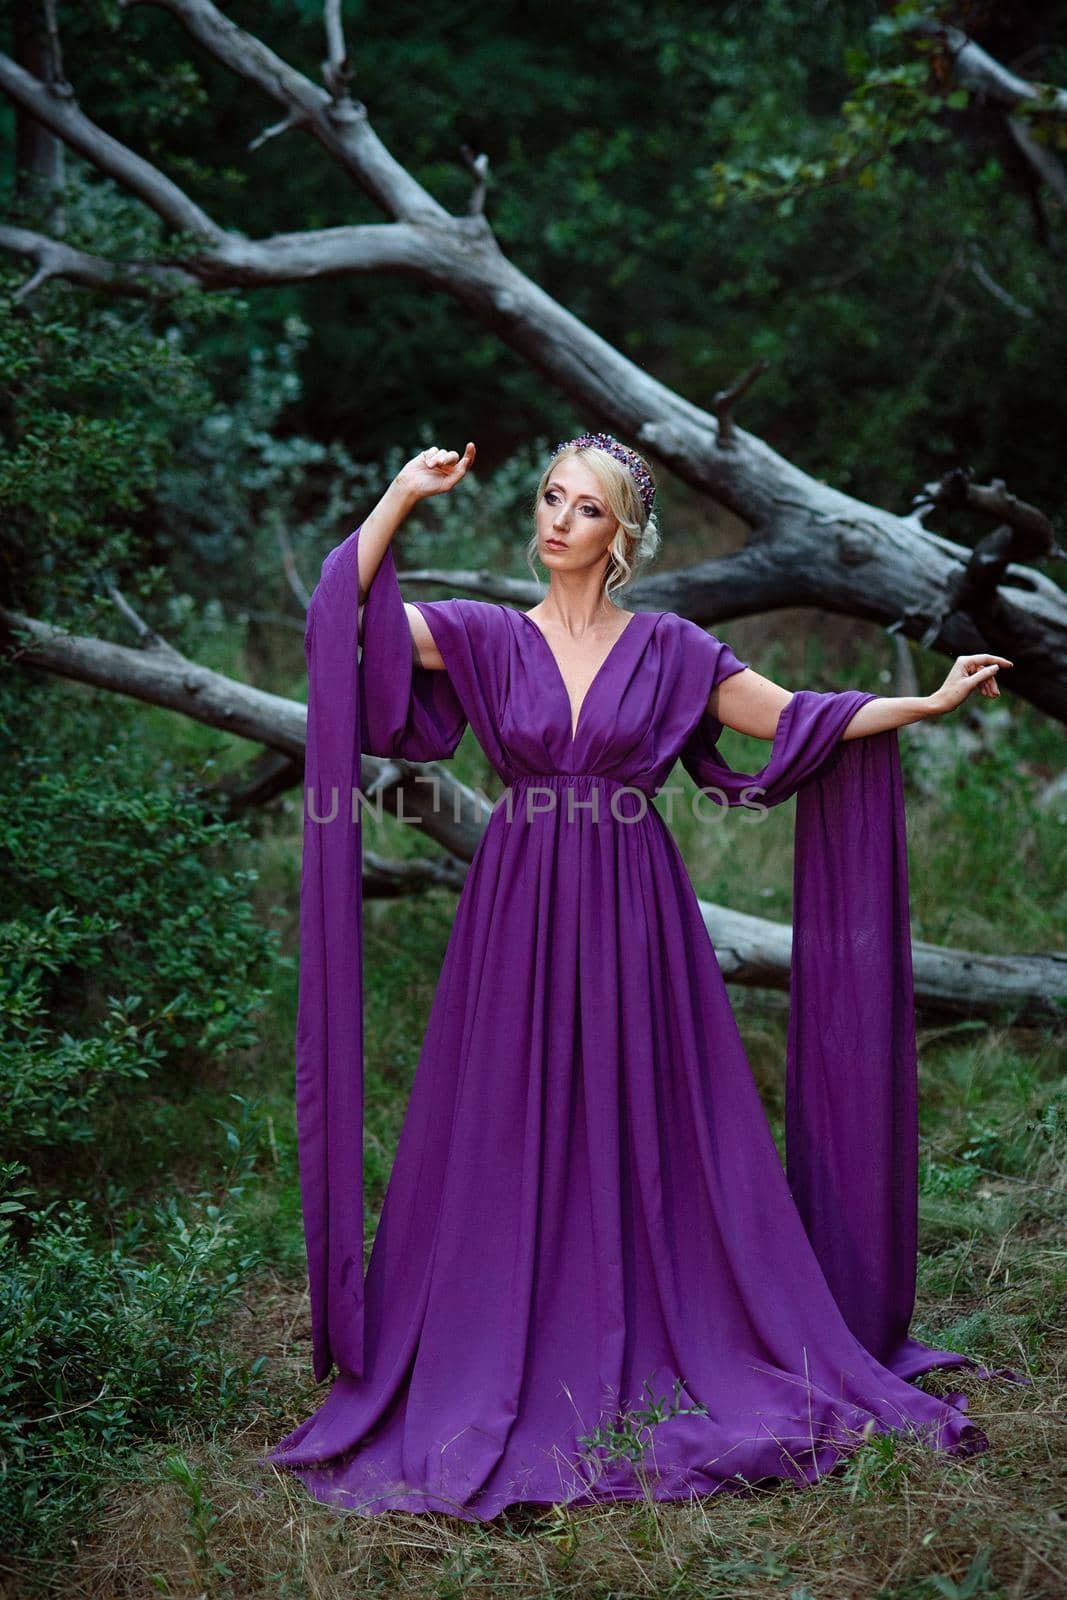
[710,652,1014,740]
[354,443,476,667]
[353,477,444,668]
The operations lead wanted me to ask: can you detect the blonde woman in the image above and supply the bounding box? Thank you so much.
[264,433,1019,1521]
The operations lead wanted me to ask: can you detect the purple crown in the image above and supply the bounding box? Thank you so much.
[551,431,655,518]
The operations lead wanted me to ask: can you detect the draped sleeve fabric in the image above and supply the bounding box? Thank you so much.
[408,599,512,775]
[653,616,751,764]
[297,525,467,1384]
[678,668,1025,1385]
[679,682,923,1367]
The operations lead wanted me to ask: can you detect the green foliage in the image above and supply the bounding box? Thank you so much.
[0,675,277,1154]
[576,1374,710,1471]
[0,1099,270,1570]
[6,0,1067,541]
[0,273,205,622]
[703,4,960,211]
[153,309,389,612]
[0,4,1064,1588]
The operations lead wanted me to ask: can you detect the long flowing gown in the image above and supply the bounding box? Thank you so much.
[262,524,1025,1520]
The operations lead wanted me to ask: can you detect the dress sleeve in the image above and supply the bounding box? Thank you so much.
[358,543,468,761]
[295,524,466,1387]
[407,599,510,771]
[691,620,749,694]
[667,617,750,770]
[713,640,749,686]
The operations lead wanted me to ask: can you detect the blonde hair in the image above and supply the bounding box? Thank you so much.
[526,442,660,606]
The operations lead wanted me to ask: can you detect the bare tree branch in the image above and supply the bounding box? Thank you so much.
[459,143,490,216]
[275,524,312,611]
[12,0,66,231]
[963,243,1036,319]
[247,107,309,154]
[1005,112,1067,212]
[0,215,455,289]
[321,0,356,120]
[911,16,1067,114]
[0,0,1063,727]
[361,847,468,897]
[3,603,1061,1024]
[914,472,1062,559]
[2,605,306,756]
[713,360,770,448]
[120,0,449,221]
[0,223,196,298]
[195,220,454,284]
[39,0,70,95]
[908,14,1067,211]
[101,579,185,658]
[702,899,1067,1026]
[0,51,222,241]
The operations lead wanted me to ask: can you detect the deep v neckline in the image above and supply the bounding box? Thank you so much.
[518,609,643,746]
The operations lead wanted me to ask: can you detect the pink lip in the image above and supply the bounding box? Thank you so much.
[545,539,568,548]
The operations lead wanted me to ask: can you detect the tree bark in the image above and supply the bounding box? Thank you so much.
[11,0,65,232]
[4,604,1062,1026]
[0,4,1062,1025]
[0,0,1064,716]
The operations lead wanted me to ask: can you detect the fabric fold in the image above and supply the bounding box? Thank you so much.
[680,693,1028,1387]
[297,525,466,1382]
[294,520,1028,1414]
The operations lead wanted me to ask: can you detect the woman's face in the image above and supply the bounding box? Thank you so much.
[536,456,619,572]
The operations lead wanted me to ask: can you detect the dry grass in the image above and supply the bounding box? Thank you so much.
[52,1360,1065,1600]
[8,600,1063,1600]
[48,1154,1067,1600]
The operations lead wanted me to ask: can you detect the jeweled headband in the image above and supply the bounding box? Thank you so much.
[550,431,656,519]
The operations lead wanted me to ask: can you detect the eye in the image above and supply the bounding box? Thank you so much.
[545,489,602,517]
[545,490,600,515]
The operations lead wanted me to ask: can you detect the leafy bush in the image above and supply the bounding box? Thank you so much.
[0,675,277,1155]
[0,1099,269,1573]
[0,269,215,627]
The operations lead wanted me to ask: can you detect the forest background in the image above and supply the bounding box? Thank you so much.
[1,2,1065,1596]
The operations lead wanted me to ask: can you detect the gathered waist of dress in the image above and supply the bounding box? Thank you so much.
[496,771,658,824]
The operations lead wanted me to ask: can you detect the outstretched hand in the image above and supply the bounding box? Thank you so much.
[927,652,1013,716]
[395,442,476,502]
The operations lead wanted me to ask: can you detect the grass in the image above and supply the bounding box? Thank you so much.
[9,618,1067,1600]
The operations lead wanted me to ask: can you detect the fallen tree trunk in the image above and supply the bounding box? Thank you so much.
[1,0,1065,717]
[5,605,1062,1026]
[698,902,1067,1027]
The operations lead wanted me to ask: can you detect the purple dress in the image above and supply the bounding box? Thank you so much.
[262,525,1023,1520]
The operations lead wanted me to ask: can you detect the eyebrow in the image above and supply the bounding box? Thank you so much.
[546,479,604,508]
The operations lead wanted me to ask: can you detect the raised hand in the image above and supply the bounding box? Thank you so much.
[927,652,1014,715]
[395,442,477,503]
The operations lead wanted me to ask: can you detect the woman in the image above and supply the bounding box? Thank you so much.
[264,433,1018,1521]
